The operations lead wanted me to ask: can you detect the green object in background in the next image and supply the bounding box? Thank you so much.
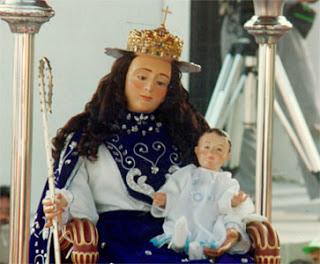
[303,238,320,254]
[285,3,316,38]
[293,3,316,24]
[293,11,315,24]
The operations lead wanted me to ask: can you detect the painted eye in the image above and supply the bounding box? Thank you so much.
[137,75,147,81]
[156,80,168,87]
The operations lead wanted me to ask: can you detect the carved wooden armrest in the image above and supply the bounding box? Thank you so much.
[246,221,280,264]
[59,218,99,264]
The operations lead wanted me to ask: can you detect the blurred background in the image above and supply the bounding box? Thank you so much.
[0,0,319,263]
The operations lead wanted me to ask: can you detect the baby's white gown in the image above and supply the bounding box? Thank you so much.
[151,164,256,259]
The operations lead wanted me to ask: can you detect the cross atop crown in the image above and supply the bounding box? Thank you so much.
[161,6,172,27]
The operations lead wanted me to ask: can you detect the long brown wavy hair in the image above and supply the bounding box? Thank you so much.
[52,54,209,164]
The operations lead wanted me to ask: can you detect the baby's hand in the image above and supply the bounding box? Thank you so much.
[231,191,247,207]
[203,228,240,258]
[153,192,167,208]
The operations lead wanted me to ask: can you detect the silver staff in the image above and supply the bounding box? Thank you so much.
[244,0,291,218]
[39,57,61,264]
[0,1,54,263]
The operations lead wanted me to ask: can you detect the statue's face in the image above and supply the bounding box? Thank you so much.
[194,132,231,171]
[125,55,171,113]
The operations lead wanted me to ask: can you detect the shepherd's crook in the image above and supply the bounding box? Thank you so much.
[39,57,61,264]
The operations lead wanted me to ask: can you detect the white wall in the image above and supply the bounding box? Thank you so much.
[0,0,191,213]
[306,2,320,100]
[306,3,320,182]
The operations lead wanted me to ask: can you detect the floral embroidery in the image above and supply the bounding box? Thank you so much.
[126,168,155,197]
[105,111,182,203]
[122,113,161,136]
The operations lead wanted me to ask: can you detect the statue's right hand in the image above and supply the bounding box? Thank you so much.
[42,193,68,228]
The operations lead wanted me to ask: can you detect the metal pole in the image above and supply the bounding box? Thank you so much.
[255,43,276,218]
[0,1,54,263]
[10,33,34,264]
[244,0,291,219]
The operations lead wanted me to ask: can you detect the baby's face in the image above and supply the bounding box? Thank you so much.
[194,132,230,171]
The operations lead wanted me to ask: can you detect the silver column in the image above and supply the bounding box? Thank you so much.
[0,1,54,263]
[244,1,291,218]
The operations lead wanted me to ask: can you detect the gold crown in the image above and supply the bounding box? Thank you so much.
[105,7,201,73]
[126,25,183,60]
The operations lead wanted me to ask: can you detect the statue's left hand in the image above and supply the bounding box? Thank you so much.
[203,228,240,258]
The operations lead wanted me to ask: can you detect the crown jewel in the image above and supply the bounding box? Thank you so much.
[127,25,183,60]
